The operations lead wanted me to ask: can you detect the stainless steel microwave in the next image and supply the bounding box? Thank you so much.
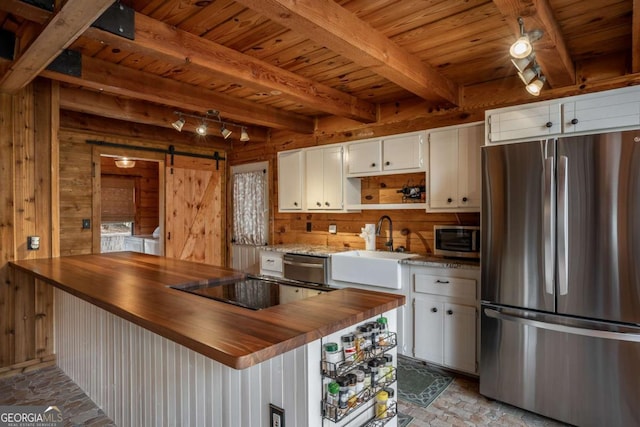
[433,225,480,259]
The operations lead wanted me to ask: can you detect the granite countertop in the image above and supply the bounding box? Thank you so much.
[10,252,404,369]
[263,244,480,269]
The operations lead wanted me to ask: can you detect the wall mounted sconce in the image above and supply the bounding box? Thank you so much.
[115,157,135,168]
[510,17,545,96]
[171,109,250,141]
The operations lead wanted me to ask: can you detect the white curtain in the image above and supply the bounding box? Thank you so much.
[232,170,267,245]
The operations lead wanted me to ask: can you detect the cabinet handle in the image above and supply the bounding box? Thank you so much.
[371,163,376,167]
[385,161,390,166]
[431,307,438,313]
[293,202,298,206]
[545,121,553,128]
[571,118,579,125]
[446,309,453,315]
[447,198,453,203]
[316,202,322,207]
[325,202,330,206]
[435,279,450,284]
[462,197,468,202]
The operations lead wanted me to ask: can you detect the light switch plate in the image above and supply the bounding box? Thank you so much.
[328,224,337,234]
[269,404,284,427]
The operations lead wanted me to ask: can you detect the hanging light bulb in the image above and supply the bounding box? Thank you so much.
[220,125,232,139]
[115,157,135,168]
[240,127,250,142]
[509,18,543,59]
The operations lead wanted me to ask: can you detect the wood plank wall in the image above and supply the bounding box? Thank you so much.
[229,129,480,254]
[0,79,56,373]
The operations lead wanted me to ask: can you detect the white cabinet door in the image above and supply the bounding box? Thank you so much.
[260,251,283,278]
[428,125,482,211]
[413,295,444,365]
[124,236,144,253]
[277,150,303,210]
[306,146,343,210]
[443,303,476,373]
[346,139,381,176]
[487,103,561,143]
[563,89,640,134]
[428,128,458,209]
[457,124,483,209]
[382,132,424,172]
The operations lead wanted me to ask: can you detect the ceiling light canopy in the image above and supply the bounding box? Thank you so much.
[171,110,250,141]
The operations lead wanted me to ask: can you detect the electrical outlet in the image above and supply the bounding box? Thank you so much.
[82,219,91,229]
[27,236,40,250]
[269,404,284,427]
[306,222,312,232]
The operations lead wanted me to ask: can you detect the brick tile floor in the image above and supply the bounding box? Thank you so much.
[1,365,569,426]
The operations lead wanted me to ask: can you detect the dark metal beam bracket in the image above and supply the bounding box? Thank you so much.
[91,2,135,40]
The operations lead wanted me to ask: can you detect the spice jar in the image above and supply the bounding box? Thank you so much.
[383,354,394,380]
[341,334,357,362]
[369,321,381,349]
[325,382,340,419]
[377,316,388,345]
[323,342,342,376]
[367,358,381,385]
[354,369,365,396]
[361,366,372,391]
[375,390,389,419]
[336,376,349,411]
[346,373,357,407]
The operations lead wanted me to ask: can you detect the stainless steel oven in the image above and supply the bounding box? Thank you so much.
[283,253,329,285]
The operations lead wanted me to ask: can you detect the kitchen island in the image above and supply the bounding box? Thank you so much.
[10,252,403,427]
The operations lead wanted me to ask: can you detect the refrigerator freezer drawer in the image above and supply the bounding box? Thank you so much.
[480,305,640,427]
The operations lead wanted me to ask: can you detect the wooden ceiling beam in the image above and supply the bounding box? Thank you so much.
[0,0,114,93]
[59,86,269,142]
[42,55,314,133]
[492,0,575,87]
[633,0,640,73]
[235,0,460,106]
[79,12,376,123]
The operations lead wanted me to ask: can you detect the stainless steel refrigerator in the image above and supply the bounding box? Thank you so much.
[480,130,640,427]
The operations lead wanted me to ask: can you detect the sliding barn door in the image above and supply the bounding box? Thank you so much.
[165,156,225,266]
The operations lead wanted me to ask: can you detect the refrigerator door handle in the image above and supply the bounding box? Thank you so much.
[557,155,569,295]
[484,308,640,342]
[543,155,555,295]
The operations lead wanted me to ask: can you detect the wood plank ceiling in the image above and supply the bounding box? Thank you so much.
[0,0,638,138]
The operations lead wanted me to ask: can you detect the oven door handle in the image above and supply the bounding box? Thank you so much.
[283,260,325,269]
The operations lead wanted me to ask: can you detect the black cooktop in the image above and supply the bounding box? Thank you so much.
[170,276,333,310]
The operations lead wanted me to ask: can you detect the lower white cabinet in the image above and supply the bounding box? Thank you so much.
[410,265,479,374]
[413,296,476,374]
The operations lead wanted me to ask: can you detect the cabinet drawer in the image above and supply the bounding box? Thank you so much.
[260,253,283,273]
[414,274,476,299]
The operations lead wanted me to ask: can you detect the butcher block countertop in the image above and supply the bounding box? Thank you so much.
[10,252,404,370]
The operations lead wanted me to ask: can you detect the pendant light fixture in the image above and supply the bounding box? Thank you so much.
[171,116,185,131]
[240,127,250,142]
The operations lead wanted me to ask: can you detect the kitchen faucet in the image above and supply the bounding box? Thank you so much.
[376,215,393,251]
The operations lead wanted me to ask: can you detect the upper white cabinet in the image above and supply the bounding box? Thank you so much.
[346,131,425,177]
[487,103,561,143]
[563,88,640,134]
[486,86,640,144]
[428,123,483,212]
[277,150,303,211]
[347,139,382,175]
[305,146,344,210]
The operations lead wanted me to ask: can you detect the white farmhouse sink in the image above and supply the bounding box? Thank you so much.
[331,250,418,289]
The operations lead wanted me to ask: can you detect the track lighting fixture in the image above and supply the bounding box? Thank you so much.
[509,17,543,59]
[171,116,185,132]
[220,125,232,139]
[171,110,250,141]
[509,17,546,96]
[240,127,250,142]
[526,75,546,96]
